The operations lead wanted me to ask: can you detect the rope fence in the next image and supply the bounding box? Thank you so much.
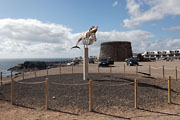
[8,75,175,112]
[151,66,162,69]
[164,67,176,70]
[0,64,179,86]
[51,82,89,86]
[14,80,45,85]
[93,82,134,87]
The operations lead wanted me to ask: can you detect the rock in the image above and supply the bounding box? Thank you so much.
[23,61,47,70]
[8,59,73,72]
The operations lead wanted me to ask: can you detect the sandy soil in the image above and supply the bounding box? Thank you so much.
[1,100,180,120]
[0,61,180,120]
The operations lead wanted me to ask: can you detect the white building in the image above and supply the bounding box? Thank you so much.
[142,49,180,60]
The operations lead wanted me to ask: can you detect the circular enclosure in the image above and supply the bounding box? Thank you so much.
[99,41,133,61]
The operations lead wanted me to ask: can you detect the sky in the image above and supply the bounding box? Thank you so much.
[0,0,180,58]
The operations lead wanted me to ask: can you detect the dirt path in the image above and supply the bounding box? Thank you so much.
[1,100,180,120]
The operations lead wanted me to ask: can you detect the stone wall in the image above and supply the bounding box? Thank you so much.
[99,41,133,61]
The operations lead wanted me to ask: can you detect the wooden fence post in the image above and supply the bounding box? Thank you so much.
[110,66,112,73]
[22,70,24,80]
[124,64,125,74]
[45,78,49,110]
[35,69,37,78]
[72,65,73,74]
[89,80,93,112]
[163,65,165,79]
[136,65,138,75]
[11,78,14,105]
[59,65,61,75]
[47,69,48,76]
[134,79,138,108]
[168,76,171,104]
[11,70,13,78]
[175,67,177,81]
[98,65,99,73]
[149,65,151,76]
[1,72,2,86]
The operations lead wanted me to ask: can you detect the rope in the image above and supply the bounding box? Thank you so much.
[51,82,89,86]
[14,80,45,85]
[151,66,162,69]
[164,67,175,70]
[93,82,134,87]
[141,65,150,67]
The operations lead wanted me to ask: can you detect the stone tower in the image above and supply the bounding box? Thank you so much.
[99,41,133,61]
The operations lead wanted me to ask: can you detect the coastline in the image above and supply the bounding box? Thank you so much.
[0,58,73,77]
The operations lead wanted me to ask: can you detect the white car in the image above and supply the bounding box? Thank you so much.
[67,62,75,66]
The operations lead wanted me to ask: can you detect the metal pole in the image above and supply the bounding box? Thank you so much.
[124,64,125,74]
[83,46,88,80]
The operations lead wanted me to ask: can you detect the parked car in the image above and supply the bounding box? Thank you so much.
[98,58,109,67]
[126,58,139,66]
[89,58,95,64]
[67,61,79,66]
[98,58,114,67]
[108,58,114,65]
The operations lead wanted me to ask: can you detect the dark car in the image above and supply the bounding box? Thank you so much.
[89,58,95,64]
[98,58,109,67]
[126,58,139,66]
[98,58,114,67]
[108,58,114,65]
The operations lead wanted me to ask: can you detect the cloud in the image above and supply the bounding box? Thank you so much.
[161,26,180,31]
[0,19,79,58]
[124,0,180,28]
[112,1,118,7]
[147,39,180,51]
[92,30,154,54]
[0,18,179,58]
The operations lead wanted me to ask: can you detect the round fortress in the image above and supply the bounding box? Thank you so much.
[99,41,133,61]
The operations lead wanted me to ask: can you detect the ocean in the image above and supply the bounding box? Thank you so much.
[0,58,72,77]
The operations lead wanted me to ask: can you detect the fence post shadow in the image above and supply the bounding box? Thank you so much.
[47,108,79,116]
[92,110,130,120]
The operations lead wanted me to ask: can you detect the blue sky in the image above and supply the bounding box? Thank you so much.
[0,0,180,58]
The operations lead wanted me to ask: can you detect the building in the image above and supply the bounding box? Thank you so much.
[142,49,180,60]
[99,41,132,61]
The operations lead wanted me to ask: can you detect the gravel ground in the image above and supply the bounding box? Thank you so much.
[1,73,180,115]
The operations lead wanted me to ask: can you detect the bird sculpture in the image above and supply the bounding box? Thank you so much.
[71,26,98,49]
